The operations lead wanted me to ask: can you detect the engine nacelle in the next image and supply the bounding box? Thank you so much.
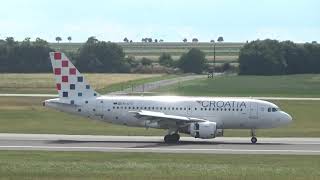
[189,122,217,139]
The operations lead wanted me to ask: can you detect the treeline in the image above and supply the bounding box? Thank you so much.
[239,39,320,75]
[0,37,52,72]
[2,37,319,75]
[0,37,131,73]
[0,36,208,74]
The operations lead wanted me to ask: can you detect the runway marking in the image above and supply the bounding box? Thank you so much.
[1,145,320,154]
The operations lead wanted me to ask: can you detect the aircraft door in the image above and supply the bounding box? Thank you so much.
[187,105,192,116]
[249,102,258,119]
[95,100,104,118]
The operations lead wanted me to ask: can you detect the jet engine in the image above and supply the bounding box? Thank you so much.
[189,122,219,139]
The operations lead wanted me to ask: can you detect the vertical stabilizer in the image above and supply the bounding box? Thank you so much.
[49,52,99,104]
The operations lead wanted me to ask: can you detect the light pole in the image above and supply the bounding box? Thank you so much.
[210,40,216,73]
[213,41,216,73]
[208,40,216,78]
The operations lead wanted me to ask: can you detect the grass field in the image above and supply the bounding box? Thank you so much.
[0,151,319,180]
[50,42,243,63]
[157,74,320,97]
[0,73,166,94]
[0,97,319,137]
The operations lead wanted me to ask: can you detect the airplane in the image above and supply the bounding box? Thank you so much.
[43,52,293,144]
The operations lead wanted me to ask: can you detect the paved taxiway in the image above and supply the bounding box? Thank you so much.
[0,134,319,155]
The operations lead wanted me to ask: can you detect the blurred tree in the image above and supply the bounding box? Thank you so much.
[87,36,98,44]
[178,48,206,74]
[67,36,72,42]
[192,38,198,43]
[77,37,129,73]
[159,53,174,67]
[141,57,152,66]
[239,39,286,75]
[55,37,62,43]
[217,36,224,42]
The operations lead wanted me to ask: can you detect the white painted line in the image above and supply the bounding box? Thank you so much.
[1,145,320,154]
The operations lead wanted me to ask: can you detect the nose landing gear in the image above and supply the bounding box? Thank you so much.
[251,129,257,144]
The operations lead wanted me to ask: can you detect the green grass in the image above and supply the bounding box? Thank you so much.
[0,97,320,137]
[98,74,179,94]
[157,74,320,97]
[0,73,165,94]
[0,151,319,180]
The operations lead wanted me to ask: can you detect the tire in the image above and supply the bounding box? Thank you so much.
[251,137,257,144]
[171,133,180,143]
[164,135,171,143]
[164,134,180,144]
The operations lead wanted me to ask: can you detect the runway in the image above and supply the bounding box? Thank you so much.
[0,133,320,155]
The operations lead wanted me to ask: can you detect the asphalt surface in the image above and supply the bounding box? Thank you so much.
[0,134,319,155]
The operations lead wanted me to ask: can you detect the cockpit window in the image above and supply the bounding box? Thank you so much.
[268,107,280,112]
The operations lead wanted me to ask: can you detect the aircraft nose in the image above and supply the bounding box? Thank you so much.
[282,112,293,125]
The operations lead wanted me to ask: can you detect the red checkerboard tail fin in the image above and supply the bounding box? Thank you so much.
[49,52,100,103]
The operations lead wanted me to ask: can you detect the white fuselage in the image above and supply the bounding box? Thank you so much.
[45,95,292,131]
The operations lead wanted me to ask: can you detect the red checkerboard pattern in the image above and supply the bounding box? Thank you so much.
[54,68,61,75]
[50,52,99,101]
[62,60,68,67]
[62,76,68,82]
[69,68,76,75]
[56,83,61,90]
[54,52,61,60]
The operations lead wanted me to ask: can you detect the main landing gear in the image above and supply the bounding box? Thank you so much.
[164,133,180,144]
[251,129,257,144]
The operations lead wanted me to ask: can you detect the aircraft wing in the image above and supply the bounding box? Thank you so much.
[130,110,207,125]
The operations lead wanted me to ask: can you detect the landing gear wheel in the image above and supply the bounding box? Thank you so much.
[164,134,180,144]
[251,137,257,144]
[171,133,180,142]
